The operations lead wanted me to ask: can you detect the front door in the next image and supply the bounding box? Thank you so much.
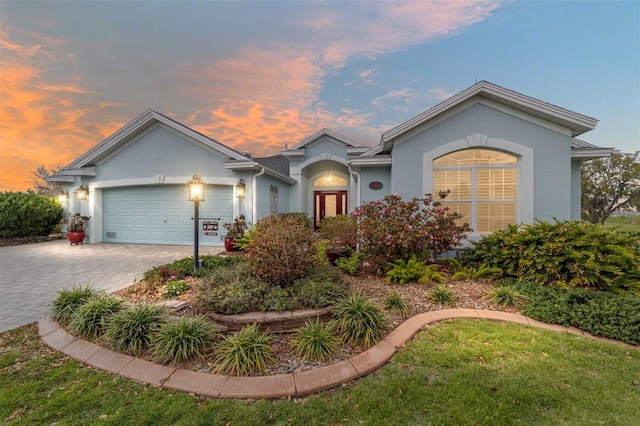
[314,191,347,228]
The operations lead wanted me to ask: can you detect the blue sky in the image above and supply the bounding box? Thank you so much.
[1,0,638,191]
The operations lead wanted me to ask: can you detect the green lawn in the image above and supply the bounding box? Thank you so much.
[2,320,639,425]
[605,215,640,233]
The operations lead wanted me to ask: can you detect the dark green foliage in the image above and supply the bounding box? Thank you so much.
[499,279,640,345]
[292,319,340,363]
[68,294,124,340]
[105,303,169,355]
[0,191,63,237]
[446,258,501,280]
[214,323,274,375]
[467,220,640,293]
[151,316,218,363]
[385,255,444,284]
[245,213,317,286]
[50,285,99,325]
[428,284,456,306]
[143,254,240,284]
[331,295,387,349]
[384,291,410,317]
[194,261,347,314]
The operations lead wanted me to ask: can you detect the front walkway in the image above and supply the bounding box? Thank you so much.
[0,240,223,332]
[38,309,637,400]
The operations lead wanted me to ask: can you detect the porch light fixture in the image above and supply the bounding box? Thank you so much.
[76,184,89,200]
[236,179,246,198]
[188,175,204,272]
[58,190,69,203]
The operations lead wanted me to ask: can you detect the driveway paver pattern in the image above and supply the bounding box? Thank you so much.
[0,240,222,332]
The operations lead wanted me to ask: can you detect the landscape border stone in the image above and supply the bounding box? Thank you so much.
[38,309,639,400]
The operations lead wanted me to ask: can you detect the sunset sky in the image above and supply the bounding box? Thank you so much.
[1,0,638,192]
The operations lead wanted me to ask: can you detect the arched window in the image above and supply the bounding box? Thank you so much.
[433,149,518,233]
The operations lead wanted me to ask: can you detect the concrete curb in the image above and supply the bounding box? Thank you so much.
[38,309,638,400]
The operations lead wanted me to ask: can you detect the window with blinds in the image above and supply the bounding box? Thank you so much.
[434,149,518,233]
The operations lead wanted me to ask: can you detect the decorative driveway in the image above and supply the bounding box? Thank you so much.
[0,240,222,333]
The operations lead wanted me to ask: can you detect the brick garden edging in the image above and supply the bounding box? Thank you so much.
[38,309,638,400]
[210,306,334,333]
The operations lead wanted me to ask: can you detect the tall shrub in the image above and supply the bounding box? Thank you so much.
[245,213,317,286]
[467,220,640,294]
[351,193,470,267]
[0,192,63,238]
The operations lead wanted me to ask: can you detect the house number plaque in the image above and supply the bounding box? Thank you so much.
[202,221,218,236]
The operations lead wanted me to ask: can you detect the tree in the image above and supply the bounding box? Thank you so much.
[27,165,62,197]
[581,151,640,224]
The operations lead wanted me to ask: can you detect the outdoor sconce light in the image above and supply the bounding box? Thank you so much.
[58,190,69,203]
[76,184,89,200]
[188,174,205,202]
[236,179,246,199]
[188,175,205,272]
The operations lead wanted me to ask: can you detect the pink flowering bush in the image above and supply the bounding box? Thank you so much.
[351,192,470,272]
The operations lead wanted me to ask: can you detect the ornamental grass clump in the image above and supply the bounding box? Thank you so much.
[214,323,274,376]
[151,316,218,364]
[384,291,410,317]
[50,285,99,325]
[69,294,124,340]
[428,285,456,306]
[292,319,340,363]
[331,295,387,349]
[105,303,169,356]
[489,285,527,308]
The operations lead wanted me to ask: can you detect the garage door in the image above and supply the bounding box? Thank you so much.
[103,185,233,245]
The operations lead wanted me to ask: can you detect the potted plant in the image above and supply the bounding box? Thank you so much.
[65,213,91,245]
[223,214,248,251]
[318,215,356,264]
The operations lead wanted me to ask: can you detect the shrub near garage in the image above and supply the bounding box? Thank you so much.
[467,220,640,294]
[0,191,63,238]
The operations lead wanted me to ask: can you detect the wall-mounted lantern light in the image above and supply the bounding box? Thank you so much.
[76,184,89,200]
[188,175,204,272]
[236,179,246,199]
[59,190,69,203]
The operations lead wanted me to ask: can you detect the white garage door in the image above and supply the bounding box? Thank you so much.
[103,185,233,245]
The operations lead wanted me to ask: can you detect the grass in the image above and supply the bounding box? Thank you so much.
[604,215,640,233]
[2,320,639,425]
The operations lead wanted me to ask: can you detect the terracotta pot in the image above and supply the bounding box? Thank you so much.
[66,231,86,245]
[224,237,239,252]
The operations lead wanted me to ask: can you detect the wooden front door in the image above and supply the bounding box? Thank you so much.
[314,191,347,228]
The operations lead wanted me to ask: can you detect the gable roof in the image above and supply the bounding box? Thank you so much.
[61,110,250,171]
[285,128,365,152]
[367,81,600,156]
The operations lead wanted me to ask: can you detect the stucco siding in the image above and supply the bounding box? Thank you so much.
[359,167,392,203]
[393,102,574,223]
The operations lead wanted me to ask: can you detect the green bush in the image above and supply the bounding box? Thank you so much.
[151,316,218,364]
[214,323,274,375]
[105,303,169,355]
[384,291,409,317]
[335,253,364,275]
[499,279,640,345]
[245,213,317,286]
[162,280,190,299]
[69,294,124,340]
[467,220,640,294]
[331,295,387,349]
[385,255,444,284]
[50,285,99,325]
[427,285,456,306]
[292,319,340,363]
[143,254,241,284]
[0,191,63,238]
[194,262,347,314]
[446,258,501,281]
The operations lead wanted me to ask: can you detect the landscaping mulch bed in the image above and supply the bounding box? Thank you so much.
[114,271,515,376]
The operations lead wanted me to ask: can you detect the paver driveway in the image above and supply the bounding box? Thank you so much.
[0,240,223,332]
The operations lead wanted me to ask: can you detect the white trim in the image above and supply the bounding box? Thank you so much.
[286,128,365,151]
[348,156,393,166]
[423,136,534,235]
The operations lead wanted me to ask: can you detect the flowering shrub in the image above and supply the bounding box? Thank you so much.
[351,192,470,270]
